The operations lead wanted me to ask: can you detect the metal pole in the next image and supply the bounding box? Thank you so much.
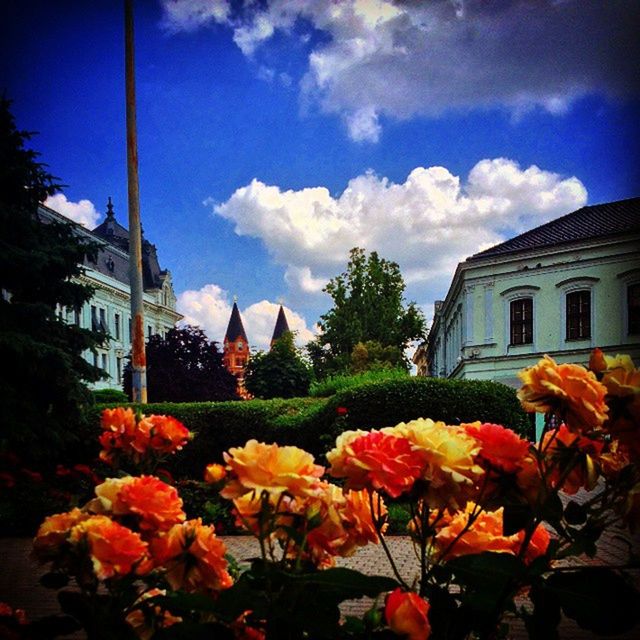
[124,0,147,403]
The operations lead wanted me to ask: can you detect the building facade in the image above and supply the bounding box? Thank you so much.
[425,198,640,388]
[223,300,250,395]
[41,200,182,390]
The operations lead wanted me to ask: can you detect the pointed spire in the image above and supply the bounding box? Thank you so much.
[225,301,248,343]
[106,196,115,218]
[270,305,291,346]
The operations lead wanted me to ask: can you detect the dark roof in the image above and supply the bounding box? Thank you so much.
[225,302,248,342]
[92,197,130,252]
[270,305,291,344]
[469,197,640,261]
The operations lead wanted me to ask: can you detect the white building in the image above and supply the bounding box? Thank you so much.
[425,197,640,388]
[40,199,182,389]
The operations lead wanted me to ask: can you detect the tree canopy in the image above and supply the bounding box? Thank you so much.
[244,332,312,399]
[308,248,426,377]
[0,98,104,461]
[124,325,238,402]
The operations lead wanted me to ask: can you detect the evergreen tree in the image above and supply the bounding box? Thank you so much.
[308,248,426,377]
[123,326,238,402]
[0,98,104,461]
[244,332,312,399]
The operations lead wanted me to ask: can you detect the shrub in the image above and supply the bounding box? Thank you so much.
[89,377,527,479]
[91,388,128,404]
[309,368,408,397]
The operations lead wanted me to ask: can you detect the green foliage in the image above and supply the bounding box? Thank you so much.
[91,388,128,403]
[87,376,527,479]
[0,98,103,462]
[309,368,408,397]
[350,339,406,373]
[308,248,426,378]
[244,332,312,399]
[123,325,238,402]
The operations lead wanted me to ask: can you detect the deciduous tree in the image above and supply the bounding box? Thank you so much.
[308,248,426,377]
[244,332,312,399]
[124,326,238,402]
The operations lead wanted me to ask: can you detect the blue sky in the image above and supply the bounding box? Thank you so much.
[3,0,639,350]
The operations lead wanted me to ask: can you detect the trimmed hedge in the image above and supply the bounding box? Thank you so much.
[88,377,528,479]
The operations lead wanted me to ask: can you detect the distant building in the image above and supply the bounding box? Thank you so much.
[425,197,640,390]
[223,300,250,395]
[412,342,429,377]
[40,199,182,390]
[270,305,291,348]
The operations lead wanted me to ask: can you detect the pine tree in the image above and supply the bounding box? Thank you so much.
[0,98,104,462]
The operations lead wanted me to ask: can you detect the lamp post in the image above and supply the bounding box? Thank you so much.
[124,0,147,403]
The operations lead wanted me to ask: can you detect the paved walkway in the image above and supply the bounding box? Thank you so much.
[2,525,638,639]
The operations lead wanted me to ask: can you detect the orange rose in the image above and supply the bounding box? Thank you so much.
[69,515,149,580]
[517,355,608,432]
[385,419,485,509]
[125,588,182,640]
[541,424,603,494]
[101,407,137,435]
[204,463,227,484]
[434,504,549,564]
[515,453,544,505]
[221,440,325,499]
[327,429,424,498]
[33,508,88,560]
[93,476,185,532]
[385,588,431,640]
[462,422,530,474]
[150,519,233,594]
[144,415,191,454]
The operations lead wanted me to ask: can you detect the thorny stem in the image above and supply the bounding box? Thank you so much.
[369,490,410,590]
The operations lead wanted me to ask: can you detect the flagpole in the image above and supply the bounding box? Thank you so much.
[124,0,147,403]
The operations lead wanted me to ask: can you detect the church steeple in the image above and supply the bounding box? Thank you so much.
[223,300,250,397]
[270,305,291,348]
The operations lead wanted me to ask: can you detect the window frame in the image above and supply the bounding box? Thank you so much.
[509,297,534,346]
[565,289,591,340]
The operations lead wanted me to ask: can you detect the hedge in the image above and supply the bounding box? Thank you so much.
[87,377,528,479]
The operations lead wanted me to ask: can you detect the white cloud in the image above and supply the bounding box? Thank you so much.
[177,283,316,352]
[44,193,101,228]
[159,0,639,141]
[211,158,587,298]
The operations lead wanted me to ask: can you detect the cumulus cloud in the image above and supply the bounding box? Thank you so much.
[44,193,101,228]
[159,0,639,141]
[211,158,587,296]
[177,283,316,351]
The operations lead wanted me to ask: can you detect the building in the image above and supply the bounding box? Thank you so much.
[40,199,182,390]
[425,197,640,391]
[270,305,291,348]
[223,300,250,394]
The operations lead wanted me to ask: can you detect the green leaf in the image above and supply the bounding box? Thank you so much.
[563,500,587,525]
[503,503,532,535]
[545,568,640,635]
[522,581,560,640]
[289,567,398,598]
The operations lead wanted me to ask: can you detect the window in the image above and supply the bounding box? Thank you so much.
[117,357,123,383]
[510,298,533,345]
[91,305,98,331]
[629,284,640,335]
[566,290,591,340]
[147,325,153,338]
[114,313,121,340]
[99,308,107,332]
[238,341,243,350]
[101,353,108,372]
[93,352,98,367]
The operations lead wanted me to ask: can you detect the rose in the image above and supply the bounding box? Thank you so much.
[385,588,431,640]
[327,429,424,498]
[462,421,530,474]
[221,440,325,500]
[204,463,226,484]
[517,355,608,432]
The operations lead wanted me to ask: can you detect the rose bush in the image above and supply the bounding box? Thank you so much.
[22,349,640,639]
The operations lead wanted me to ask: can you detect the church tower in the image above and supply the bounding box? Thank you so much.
[270,305,291,348]
[223,299,249,396]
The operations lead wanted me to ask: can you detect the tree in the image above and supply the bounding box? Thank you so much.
[0,98,104,461]
[308,248,426,377]
[244,332,312,399]
[124,326,238,402]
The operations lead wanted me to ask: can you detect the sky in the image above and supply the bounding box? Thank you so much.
[2,0,639,352]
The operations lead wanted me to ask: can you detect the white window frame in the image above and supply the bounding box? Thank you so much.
[556,277,598,350]
[500,286,540,355]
